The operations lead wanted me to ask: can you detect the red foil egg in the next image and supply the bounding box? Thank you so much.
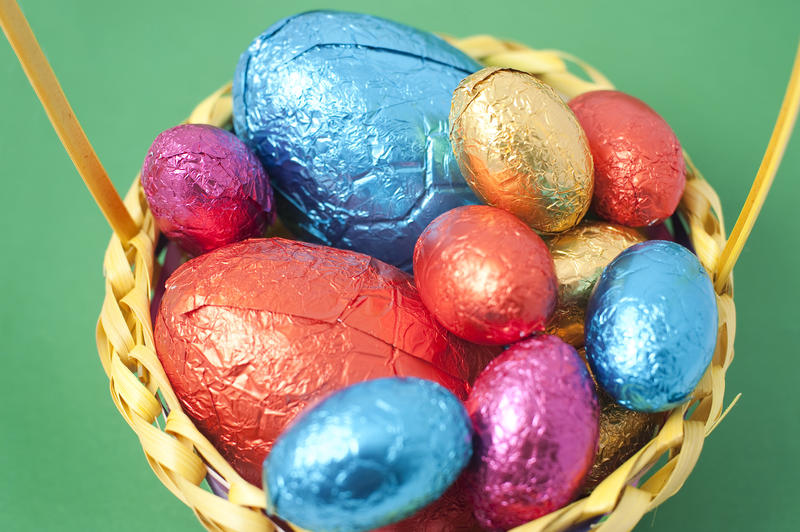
[568,91,686,227]
[377,474,482,532]
[413,205,557,346]
[154,238,497,485]
[466,335,599,531]
[141,124,274,255]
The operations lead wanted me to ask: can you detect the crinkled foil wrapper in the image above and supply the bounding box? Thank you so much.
[466,335,599,531]
[154,238,497,485]
[266,378,473,531]
[585,241,718,412]
[568,90,686,227]
[140,124,274,256]
[414,205,557,346]
[546,221,645,346]
[232,11,482,271]
[577,349,663,493]
[449,68,593,233]
[377,473,482,532]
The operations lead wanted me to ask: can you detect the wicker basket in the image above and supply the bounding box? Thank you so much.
[92,36,740,532]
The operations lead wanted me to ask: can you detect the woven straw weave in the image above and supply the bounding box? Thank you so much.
[95,36,736,532]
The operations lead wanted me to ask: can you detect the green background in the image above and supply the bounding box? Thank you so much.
[1,0,798,530]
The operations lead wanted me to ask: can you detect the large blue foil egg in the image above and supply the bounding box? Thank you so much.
[264,377,473,532]
[233,11,482,270]
[585,240,718,412]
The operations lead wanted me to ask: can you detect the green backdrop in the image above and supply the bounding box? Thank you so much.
[1,0,798,530]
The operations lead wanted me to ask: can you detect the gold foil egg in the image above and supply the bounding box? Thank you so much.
[449,67,594,233]
[578,349,664,493]
[546,221,645,346]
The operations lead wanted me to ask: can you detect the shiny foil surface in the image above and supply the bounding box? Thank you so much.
[265,378,473,532]
[577,349,663,493]
[154,238,496,485]
[568,91,686,227]
[449,68,593,233]
[546,221,645,346]
[585,240,718,412]
[466,335,599,531]
[414,205,557,345]
[140,124,274,256]
[377,474,482,532]
[233,11,481,271]
[586,391,663,492]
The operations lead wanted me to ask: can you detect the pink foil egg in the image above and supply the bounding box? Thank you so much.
[466,335,599,530]
[141,124,274,255]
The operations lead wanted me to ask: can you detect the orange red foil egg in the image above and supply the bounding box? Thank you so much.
[154,238,497,485]
[414,205,557,346]
[449,67,593,234]
[568,90,686,227]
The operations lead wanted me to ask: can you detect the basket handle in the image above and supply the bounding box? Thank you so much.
[713,42,800,291]
[4,0,798,271]
[0,0,138,243]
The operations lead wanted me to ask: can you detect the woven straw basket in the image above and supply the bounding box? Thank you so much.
[91,35,741,532]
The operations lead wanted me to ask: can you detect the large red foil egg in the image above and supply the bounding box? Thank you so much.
[466,335,599,531]
[568,91,686,227]
[414,205,557,346]
[154,238,496,485]
[141,124,274,256]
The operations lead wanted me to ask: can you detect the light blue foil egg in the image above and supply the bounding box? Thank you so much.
[233,11,482,271]
[585,240,717,412]
[264,377,473,532]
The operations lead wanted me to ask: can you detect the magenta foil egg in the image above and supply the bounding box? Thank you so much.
[141,124,274,256]
[466,335,599,530]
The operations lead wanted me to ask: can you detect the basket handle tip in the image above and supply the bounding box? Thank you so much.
[714,40,800,292]
[0,0,138,242]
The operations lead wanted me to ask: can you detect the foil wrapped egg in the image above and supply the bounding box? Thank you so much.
[585,240,718,412]
[140,124,274,256]
[546,221,646,346]
[154,238,497,485]
[233,11,481,271]
[577,349,664,493]
[449,67,594,233]
[568,90,686,227]
[585,390,664,492]
[264,378,473,532]
[466,335,599,530]
[414,205,557,345]
[377,474,482,532]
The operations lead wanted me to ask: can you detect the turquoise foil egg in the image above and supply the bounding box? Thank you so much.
[233,11,482,271]
[585,240,718,412]
[264,378,473,532]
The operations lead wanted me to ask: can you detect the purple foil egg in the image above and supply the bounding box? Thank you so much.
[466,335,599,531]
[141,124,274,255]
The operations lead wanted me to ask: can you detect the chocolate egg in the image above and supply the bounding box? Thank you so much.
[568,90,686,227]
[414,205,557,345]
[585,390,663,492]
[546,221,646,346]
[265,378,473,532]
[466,335,599,530]
[140,124,274,255]
[154,238,496,485]
[585,240,718,412]
[233,11,481,271]
[377,474,482,532]
[577,349,664,493]
[449,67,593,233]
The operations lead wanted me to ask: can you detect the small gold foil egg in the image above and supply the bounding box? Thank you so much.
[449,67,593,233]
[546,221,646,346]
[578,349,664,493]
